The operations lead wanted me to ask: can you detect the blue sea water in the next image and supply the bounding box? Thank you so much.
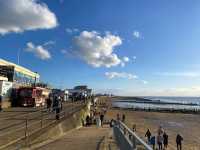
[144,96,200,105]
[112,97,200,111]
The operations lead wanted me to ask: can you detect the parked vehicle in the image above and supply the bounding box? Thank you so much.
[17,87,50,107]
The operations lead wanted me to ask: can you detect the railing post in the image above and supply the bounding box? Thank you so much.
[41,110,43,128]
[25,117,28,146]
[132,135,136,149]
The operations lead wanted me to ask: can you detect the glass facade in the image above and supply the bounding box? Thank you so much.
[13,71,38,85]
[0,65,39,85]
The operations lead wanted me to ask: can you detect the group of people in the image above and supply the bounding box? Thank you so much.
[145,126,183,150]
[46,94,63,120]
[85,110,105,127]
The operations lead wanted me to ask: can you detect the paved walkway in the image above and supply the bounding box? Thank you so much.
[35,126,110,150]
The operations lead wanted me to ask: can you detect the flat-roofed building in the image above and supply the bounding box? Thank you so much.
[68,85,92,98]
[0,59,40,86]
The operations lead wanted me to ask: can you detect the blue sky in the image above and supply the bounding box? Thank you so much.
[1,0,200,96]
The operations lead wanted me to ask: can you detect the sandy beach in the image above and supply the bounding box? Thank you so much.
[106,108,200,150]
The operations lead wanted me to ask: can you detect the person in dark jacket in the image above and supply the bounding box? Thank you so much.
[46,97,52,112]
[100,113,104,127]
[53,96,60,120]
[176,134,183,150]
[86,115,90,126]
[122,114,126,123]
[163,132,168,149]
[145,129,152,142]
[150,136,156,150]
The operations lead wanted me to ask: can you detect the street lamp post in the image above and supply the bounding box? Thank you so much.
[17,49,21,65]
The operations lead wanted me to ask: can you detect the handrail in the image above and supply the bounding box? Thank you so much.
[0,102,78,131]
[0,104,84,135]
[114,120,153,150]
[0,101,87,149]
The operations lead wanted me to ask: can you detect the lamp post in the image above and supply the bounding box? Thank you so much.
[17,49,21,65]
[34,72,38,87]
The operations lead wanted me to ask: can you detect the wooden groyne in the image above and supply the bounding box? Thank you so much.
[112,106,200,114]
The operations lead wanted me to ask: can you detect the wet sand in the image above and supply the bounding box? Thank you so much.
[106,108,200,150]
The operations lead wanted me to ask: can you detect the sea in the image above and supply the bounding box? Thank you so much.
[112,96,200,111]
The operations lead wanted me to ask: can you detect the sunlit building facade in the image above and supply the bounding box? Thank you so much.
[0,59,40,86]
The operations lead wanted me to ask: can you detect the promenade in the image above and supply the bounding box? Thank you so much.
[27,97,118,150]
[35,126,112,150]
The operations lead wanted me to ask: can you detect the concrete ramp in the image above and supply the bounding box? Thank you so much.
[35,126,110,150]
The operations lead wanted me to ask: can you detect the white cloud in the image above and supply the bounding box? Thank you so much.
[61,49,67,54]
[66,28,79,34]
[43,40,55,46]
[25,42,51,60]
[105,71,148,85]
[133,56,137,60]
[121,62,125,67]
[105,72,138,80]
[123,56,129,62]
[59,0,64,4]
[156,72,200,78]
[142,80,148,84]
[133,31,142,39]
[72,31,123,68]
[0,0,58,35]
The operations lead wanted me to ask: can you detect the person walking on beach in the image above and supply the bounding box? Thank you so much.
[176,134,183,150]
[100,113,104,127]
[122,114,126,123]
[145,129,152,143]
[157,134,163,150]
[163,132,168,149]
[158,125,164,136]
[150,136,156,150]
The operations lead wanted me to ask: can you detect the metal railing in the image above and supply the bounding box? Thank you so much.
[113,120,153,150]
[0,101,87,149]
